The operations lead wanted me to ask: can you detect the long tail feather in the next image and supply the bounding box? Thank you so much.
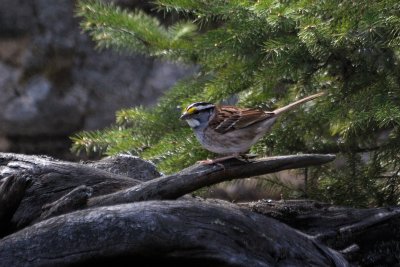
[273,92,325,116]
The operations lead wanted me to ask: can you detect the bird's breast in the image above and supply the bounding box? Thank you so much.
[193,128,254,154]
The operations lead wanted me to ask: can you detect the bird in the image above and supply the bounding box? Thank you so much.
[180,92,324,164]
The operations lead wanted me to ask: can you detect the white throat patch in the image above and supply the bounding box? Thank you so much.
[186,119,200,128]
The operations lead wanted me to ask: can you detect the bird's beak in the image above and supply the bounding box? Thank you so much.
[180,112,189,120]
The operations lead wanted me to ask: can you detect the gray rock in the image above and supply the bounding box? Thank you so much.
[0,0,194,158]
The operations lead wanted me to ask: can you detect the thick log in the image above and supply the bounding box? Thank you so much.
[0,200,349,267]
[0,152,399,266]
[242,200,400,266]
[39,185,93,220]
[0,174,31,236]
[0,153,334,233]
[86,154,161,182]
[0,153,149,234]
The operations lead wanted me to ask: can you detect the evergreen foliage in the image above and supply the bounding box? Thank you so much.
[74,0,400,206]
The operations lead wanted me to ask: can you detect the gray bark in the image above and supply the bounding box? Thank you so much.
[242,200,400,265]
[0,200,348,267]
[3,152,397,266]
[0,153,142,232]
[88,154,336,207]
[0,153,334,233]
[0,174,31,236]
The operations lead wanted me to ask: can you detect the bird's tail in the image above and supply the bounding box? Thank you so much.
[273,92,325,116]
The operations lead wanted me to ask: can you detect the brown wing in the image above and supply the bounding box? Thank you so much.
[209,105,275,134]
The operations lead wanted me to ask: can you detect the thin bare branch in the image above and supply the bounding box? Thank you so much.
[88,154,335,207]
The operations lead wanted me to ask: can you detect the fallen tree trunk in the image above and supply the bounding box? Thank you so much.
[0,153,334,233]
[0,153,146,233]
[0,152,398,266]
[241,200,400,266]
[0,200,348,267]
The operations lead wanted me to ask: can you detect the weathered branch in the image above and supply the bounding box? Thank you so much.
[0,153,334,232]
[0,153,157,234]
[40,185,93,221]
[0,174,31,236]
[1,152,399,266]
[88,154,335,207]
[241,199,400,265]
[86,154,160,182]
[0,200,349,267]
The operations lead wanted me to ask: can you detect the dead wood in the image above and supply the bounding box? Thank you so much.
[87,154,335,207]
[0,153,334,234]
[0,200,349,267]
[0,174,31,236]
[2,152,397,266]
[39,185,93,220]
[241,199,400,265]
[0,153,147,233]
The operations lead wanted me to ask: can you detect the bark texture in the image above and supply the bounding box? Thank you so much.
[0,152,397,266]
[242,200,400,266]
[0,200,348,267]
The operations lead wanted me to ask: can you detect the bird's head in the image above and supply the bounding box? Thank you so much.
[180,102,215,129]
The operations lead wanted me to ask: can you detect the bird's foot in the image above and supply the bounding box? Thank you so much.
[197,154,243,166]
[238,153,258,162]
[197,159,226,169]
[197,159,218,165]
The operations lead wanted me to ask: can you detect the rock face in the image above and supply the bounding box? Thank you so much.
[0,0,192,159]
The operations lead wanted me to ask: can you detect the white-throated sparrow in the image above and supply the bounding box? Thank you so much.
[180,92,324,163]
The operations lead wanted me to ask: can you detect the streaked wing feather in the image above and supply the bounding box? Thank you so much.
[233,108,274,128]
[209,106,275,134]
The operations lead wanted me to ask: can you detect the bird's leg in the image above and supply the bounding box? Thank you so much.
[198,153,241,165]
[239,153,257,162]
[198,152,258,165]
[240,154,251,163]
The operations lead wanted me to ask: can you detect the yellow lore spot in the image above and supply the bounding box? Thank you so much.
[186,107,197,114]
